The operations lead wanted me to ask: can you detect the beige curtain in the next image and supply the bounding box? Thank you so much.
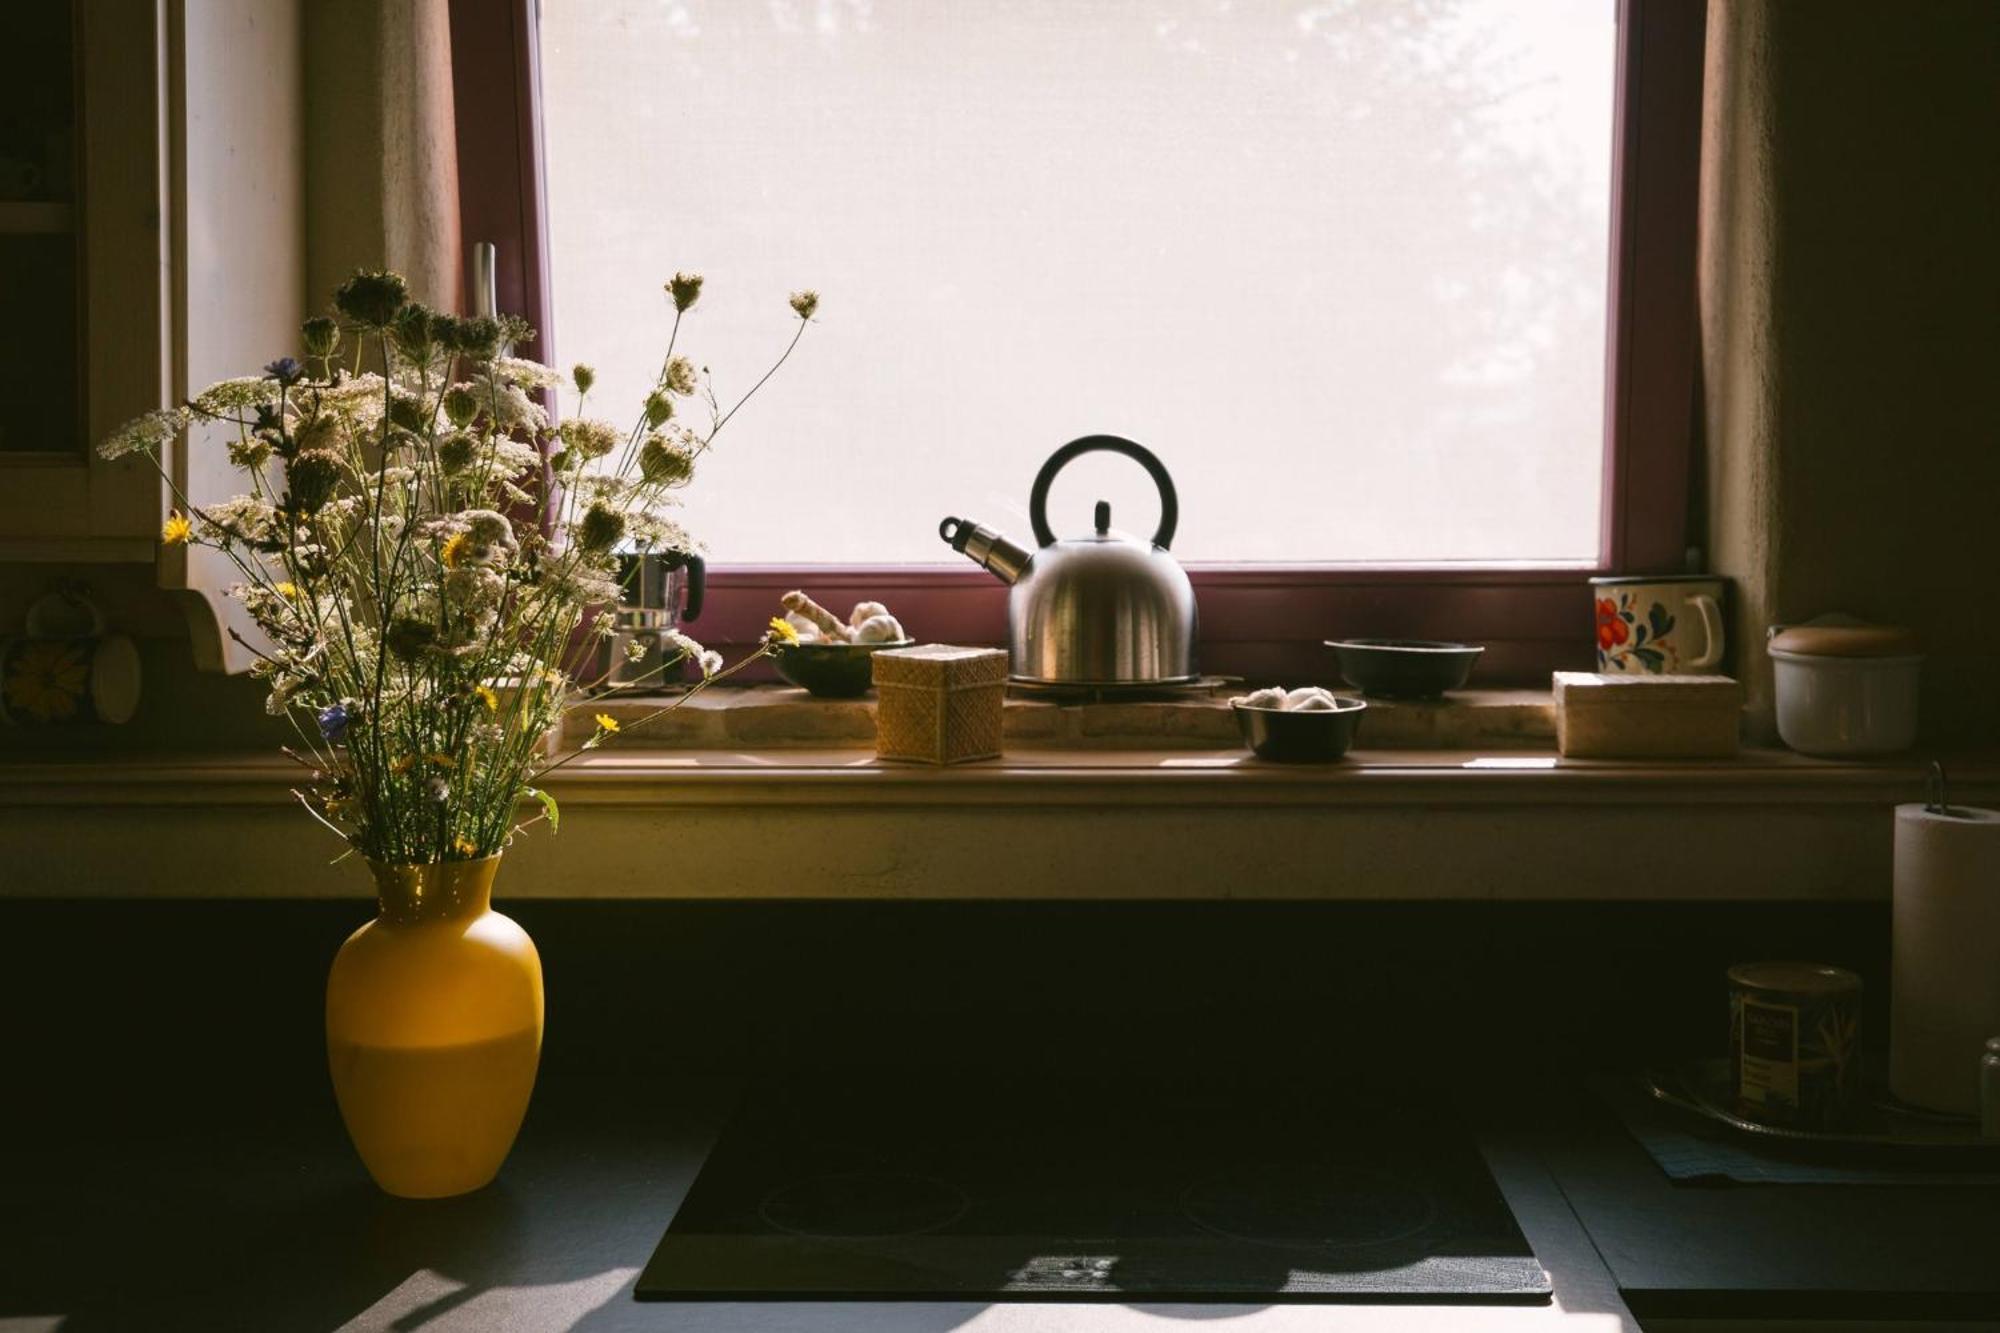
[303,0,462,315]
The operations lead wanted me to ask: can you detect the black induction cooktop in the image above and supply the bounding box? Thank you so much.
[638,1077,1551,1302]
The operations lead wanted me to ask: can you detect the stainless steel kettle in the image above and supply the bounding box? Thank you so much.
[940,434,1197,685]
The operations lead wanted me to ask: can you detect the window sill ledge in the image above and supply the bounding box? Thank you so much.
[570,684,1556,751]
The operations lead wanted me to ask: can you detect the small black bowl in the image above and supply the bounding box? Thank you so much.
[1325,639,1484,699]
[771,639,914,698]
[1231,698,1367,762]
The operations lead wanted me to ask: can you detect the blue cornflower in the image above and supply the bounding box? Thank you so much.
[317,702,351,743]
[264,357,304,386]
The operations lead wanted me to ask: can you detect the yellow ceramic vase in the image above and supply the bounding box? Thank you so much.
[326,854,543,1198]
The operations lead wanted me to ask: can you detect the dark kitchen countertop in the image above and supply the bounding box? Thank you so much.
[5,1076,1998,1331]
[1539,1092,2000,1325]
[0,1077,1639,1332]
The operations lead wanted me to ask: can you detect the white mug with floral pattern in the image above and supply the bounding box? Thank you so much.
[0,589,141,726]
[1590,576,1727,675]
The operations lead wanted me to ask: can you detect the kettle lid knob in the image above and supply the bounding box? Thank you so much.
[1094,501,1110,535]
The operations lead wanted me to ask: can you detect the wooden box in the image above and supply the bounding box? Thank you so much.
[873,645,1008,764]
[1553,671,1744,758]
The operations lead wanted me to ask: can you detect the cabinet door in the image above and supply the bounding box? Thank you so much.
[0,0,164,559]
[1,0,304,674]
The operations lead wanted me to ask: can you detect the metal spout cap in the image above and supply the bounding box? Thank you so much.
[939,516,1033,585]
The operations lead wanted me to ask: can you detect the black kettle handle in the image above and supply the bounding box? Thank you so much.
[1028,434,1179,550]
[679,551,705,623]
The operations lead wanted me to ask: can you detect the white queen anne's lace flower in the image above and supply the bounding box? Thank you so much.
[494,356,562,390]
[99,407,192,459]
[457,510,519,567]
[485,437,543,476]
[470,370,549,433]
[444,565,506,625]
[200,495,280,544]
[664,356,699,396]
[559,417,620,460]
[663,628,723,677]
[315,373,389,430]
[192,377,282,416]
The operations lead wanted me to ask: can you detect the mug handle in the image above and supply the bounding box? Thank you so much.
[25,589,106,639]
[1687,594,1725,670]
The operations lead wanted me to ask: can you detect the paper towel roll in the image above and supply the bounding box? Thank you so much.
[1891,803,2000,1115]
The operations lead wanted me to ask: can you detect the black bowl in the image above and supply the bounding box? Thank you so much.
[1231,698,1367,762]
[771,639,915,698]
[1325,639,1483,699]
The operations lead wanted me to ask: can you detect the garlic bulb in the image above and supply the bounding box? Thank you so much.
[852,613,906,644]
[1285,686,1339,711]
[1233,686,1290,710]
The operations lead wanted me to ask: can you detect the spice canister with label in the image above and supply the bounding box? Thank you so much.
[1728,961,1862,1130]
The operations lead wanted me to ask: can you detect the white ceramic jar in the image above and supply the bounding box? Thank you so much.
[1767,620,1922,756]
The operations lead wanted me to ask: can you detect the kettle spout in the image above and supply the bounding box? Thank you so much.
[940,516,1033,585]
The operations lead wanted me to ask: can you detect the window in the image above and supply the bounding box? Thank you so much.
[457,0,1703,681]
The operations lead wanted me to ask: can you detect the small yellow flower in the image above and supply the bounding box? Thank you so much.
[452,835,480,858]
[391,755,416,774]
[426,752,455,768]
[274,581,299,598]
[161,511,192,545]
[594,713,620,734]
[440,531,470,569]
[768,616,800,645]
[473,684,499,712]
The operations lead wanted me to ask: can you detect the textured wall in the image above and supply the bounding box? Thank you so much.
[1700,0,2000,744]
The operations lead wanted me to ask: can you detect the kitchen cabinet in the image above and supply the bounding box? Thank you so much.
[0,0,303,673]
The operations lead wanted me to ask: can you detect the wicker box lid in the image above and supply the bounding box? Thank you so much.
[872,644,1008,689]
[1553,671,1743,758]
[1553,671,1744,707]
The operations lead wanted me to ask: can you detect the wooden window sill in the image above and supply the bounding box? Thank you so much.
[572,685,1557,751]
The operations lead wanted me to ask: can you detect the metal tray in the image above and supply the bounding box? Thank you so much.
[1644,1058,2000,1161]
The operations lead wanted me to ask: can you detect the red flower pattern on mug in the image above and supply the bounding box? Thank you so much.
[1595,598,1629,650]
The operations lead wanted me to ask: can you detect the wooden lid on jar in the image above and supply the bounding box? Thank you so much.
[1768,623,1919,657]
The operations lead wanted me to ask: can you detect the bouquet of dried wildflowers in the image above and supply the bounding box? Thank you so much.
[99,270,816,865]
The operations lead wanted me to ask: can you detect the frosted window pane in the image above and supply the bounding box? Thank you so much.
[541,0,1615,564]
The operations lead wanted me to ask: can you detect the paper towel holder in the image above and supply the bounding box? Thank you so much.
[1926,761,1967,818]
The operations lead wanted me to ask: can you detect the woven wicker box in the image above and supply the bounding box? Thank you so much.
[872,645,1008,764]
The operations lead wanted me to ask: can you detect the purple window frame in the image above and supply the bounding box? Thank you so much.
[452,0,1706,685]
